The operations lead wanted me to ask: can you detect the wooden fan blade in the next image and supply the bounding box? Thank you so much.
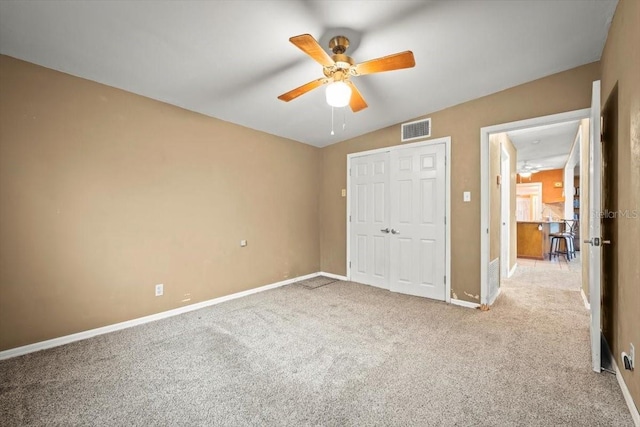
[355,51,415,75]
[346,81,368,112]
[278,78,327,102]
[289,34,334,67]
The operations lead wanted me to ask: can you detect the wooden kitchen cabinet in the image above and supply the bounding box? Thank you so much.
[517,221,563,259]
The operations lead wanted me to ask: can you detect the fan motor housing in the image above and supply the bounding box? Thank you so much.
[332,54,354,68]
[329,36,350,54]
[324,54,354,79]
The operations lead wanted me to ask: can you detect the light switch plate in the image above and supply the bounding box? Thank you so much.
[463,191,471,202]
[240,240,247,247]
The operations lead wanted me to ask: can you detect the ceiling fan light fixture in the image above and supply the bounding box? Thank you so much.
[279,34,415,112]
[518,160,541,177]
[325,81,351,107]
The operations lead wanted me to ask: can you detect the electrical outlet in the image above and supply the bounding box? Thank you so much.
[155,284,163,297]
[622,343,635,371]
[240,240,247,247]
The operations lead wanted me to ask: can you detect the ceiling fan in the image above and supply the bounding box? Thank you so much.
[518,161,542,177]
[277,34,415,112]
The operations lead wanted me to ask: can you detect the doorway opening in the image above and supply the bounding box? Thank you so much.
[480,108,591,306]
[481,82,604,374]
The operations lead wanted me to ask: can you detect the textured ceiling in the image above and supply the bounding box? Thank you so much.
[508,121,582,172]
[0,0,618,147]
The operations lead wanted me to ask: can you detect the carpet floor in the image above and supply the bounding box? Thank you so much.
[0,269,633,426]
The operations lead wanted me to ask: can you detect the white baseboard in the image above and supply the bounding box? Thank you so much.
[451,298,480,309]
[613,353,640,425]
[508,263,517,278]
[0,272,319,361]
[319,271,348,281]
[580,288,590,310]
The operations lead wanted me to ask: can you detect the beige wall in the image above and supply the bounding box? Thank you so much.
[320,62,600,303]
[599,0,640,408]
[488,133,517,274]
[0,56,321,351]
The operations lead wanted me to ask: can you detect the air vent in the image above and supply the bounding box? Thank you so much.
[401,118,431,142]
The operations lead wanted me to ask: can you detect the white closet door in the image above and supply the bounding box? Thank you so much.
[389,144,446,300]
[349,152,391,289]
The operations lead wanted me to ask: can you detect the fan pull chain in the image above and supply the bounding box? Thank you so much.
[330,106,335,136]
[330,107,348,135]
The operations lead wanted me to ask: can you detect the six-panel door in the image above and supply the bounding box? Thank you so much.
[349,152,391,289]
[349,143,446,300]
[389,144,446,300]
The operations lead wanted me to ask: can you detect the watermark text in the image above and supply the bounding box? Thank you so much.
[591,209,639,219]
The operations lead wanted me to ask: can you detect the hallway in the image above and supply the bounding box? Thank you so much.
[504,254,582,292]
[491,253,633,424]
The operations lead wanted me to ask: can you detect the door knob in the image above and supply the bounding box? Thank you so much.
[584,237,610,246]
[391,229,400,234]
[380,228,390,233]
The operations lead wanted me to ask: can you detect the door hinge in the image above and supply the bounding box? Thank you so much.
[349,215,351,222]
[444,216,446,225]
[444,276,446,285]
[349,261,351,268]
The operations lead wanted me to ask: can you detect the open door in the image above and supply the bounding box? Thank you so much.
[586,80,602,373]
[500,146,510,278]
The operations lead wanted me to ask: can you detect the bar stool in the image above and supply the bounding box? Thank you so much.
[549,233,572,260]
[563,219,577,260]
[549,220,576,261]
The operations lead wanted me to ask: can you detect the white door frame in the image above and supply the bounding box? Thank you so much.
[500,144,511,278]
[480,108,591,305]
[346,137,452,303]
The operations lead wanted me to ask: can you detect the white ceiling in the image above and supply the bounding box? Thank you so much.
[507,121,581,172]
[0,1,617,148]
